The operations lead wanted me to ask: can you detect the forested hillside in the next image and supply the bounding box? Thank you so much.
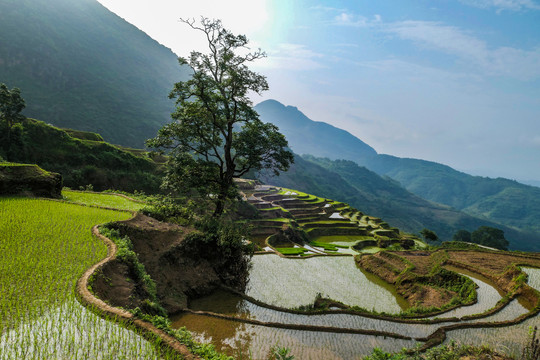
[0,0,188,147]
[256,99,540,246]
[258,154,540,251]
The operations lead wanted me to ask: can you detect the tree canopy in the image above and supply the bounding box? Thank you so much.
[147,18,293,216]
[0,83,25,160]
[420,228,438,242]
[471,226,509,250]
[452,229,472,243]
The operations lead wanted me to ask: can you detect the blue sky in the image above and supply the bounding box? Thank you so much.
[97,0,540,182]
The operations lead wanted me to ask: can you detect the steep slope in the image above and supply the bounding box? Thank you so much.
[258,155,539,250]
[0,117,162,193]
[0,0,188,147]
[255,99,377,161]
[364,154,540,235]
[256,99,540,244]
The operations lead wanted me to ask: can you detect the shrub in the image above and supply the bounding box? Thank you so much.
[179,217,254,290]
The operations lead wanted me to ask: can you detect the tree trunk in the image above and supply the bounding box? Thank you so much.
[213,185,228,217]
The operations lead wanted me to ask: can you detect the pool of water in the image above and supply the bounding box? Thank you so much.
[171,312,419,359]
[171,257,538,359]
[246,254,408,313]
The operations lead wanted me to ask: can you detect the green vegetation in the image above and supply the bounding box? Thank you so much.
[420,228,438,243]
[452,229,472,242]
[0,118,162,192]
[148,18,292,217]
[471,226,509,250]
[63,189,146,212]
[362,342,508,360]
[0,0,189,148]
[0,162,62,197]
[450,226,509,250]
[179,217,254,290]
[0,197,170,358]
[275,247,308,255]
[258,154,534,251]
[0,83,25,160]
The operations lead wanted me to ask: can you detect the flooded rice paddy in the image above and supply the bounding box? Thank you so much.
[172,258,539,359]
[246,255,407,312]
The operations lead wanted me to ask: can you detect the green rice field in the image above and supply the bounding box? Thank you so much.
[0,197,166,359]
[62,190,146,211]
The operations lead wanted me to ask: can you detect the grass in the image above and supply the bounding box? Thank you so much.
[62,189,146,211]
[310,241,349,252]
[0,197,173,359]
[275,247,308,255]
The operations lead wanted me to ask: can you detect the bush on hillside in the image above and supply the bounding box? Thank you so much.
[179,217,254,291]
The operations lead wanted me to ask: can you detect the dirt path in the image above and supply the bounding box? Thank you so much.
[75,222,198,360]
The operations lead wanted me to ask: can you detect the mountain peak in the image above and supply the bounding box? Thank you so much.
[255,99,377,161]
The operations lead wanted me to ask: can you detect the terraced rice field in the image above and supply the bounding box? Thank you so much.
[246,186,420,255]
[0,196,165,359]
[172,268,536,358]
[246,255,408,312]
[172,313,418,360]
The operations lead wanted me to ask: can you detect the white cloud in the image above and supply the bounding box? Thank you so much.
[459,0,540,11]
[383,20,540,80]
[310,5,347,12]
[255,43,326,71]
[333,12,381,27]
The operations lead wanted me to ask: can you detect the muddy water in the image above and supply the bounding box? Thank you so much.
[445,315,539,357]
[523,267,540,291]
[170,258,537,359]
[171,312,419,359]
[246,254,408,312]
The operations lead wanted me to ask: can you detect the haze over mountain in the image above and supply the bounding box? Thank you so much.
[2,0,538,251]
[258,154,539,251]
[256,99,540,245]
[0,0,188,147]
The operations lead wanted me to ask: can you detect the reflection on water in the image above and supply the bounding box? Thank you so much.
[246,255,407,313]
[523,267,540,291]
[445,316,540,357]
[171,312,419,359]
[171,260,539,359]
[173,293,535,359]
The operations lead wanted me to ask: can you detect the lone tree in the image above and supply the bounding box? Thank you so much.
[420,228,438,243]
[471,226,509,250]
[147,18,293,217]
[0,83,25,160]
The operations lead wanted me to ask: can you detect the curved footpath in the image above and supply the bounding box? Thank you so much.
[71,192,540,358]
[75,222,198,360]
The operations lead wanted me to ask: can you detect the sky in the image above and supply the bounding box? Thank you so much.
[96,0,540,182]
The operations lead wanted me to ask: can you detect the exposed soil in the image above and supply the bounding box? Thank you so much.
[0,164,62,198]
[401,283,455,309]
[448,251,540,275]
[358,249,540,311]
[398,251,435,275]
[92,214,221,314]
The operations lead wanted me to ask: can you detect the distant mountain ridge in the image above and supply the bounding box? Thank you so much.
[258,154,539,251]
[0,0,188,147]
[255,99,377,161]
[256,99,540,249]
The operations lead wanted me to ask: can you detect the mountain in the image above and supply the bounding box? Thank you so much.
[258,154,539,251]
[256,99,540,247]
[0,0,188,148]
[255,99,377,162]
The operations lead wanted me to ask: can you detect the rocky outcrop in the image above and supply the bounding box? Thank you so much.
[0,163,62,198]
